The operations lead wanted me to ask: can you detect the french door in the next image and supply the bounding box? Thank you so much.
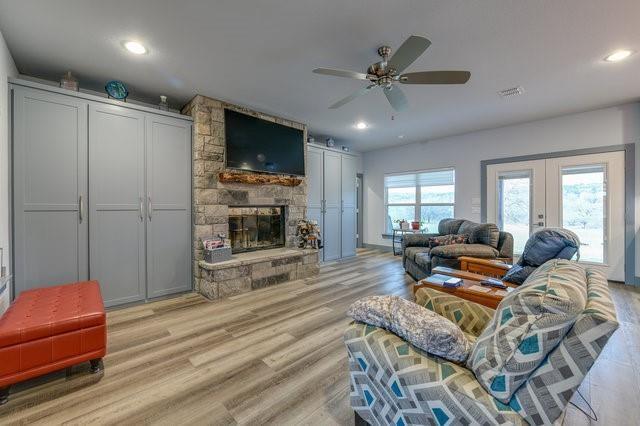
[487,152,625,282]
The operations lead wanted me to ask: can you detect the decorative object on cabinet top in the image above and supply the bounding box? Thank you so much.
[105,80,129,101]
[9,78,191,121]
[218,170,303,186]
[59,71,79,91]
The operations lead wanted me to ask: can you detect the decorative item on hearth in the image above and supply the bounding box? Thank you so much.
[296,220,323,249]
[158,95,169,111]
[59,71,79,91]
[202,234,232,263]
[105,80,129,101]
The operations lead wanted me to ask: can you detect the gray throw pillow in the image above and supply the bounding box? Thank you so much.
[468,223,500,248]
[347,295,472,363]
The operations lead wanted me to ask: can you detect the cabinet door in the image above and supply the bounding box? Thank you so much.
[341,154,357,257]
[12,87,88,295]
[146,115,192,298]
[89,104,146,306]
[306,147,324,259]
[323,151,342,261]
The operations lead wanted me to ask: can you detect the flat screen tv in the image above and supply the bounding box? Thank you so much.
[225,109,305,176]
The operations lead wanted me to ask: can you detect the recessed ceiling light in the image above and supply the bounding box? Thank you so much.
[123,41,147,55]
[355,121,368,130]
[398,135,405,139]
[604,49,633,62]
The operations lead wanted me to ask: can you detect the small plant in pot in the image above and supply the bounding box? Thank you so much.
[411,221,421,230]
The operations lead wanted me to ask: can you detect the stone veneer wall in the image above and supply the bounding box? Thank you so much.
[181,95,312,296]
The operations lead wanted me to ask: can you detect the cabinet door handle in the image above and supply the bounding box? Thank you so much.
[148,194,152,221]
[78,195,84,223]
[139,197,144,221]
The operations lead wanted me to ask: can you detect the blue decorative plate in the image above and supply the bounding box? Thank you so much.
[105,80,129,100]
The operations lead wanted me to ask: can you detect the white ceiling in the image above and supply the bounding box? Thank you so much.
[0,0,639,152]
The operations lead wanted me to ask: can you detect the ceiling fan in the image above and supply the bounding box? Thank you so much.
[313,35,471,111]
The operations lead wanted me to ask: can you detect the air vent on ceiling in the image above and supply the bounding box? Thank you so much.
[498,86,524,98]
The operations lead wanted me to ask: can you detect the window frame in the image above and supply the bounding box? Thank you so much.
[384,167,456,234]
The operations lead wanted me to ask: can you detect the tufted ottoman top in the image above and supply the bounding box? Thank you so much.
[0,281,105,348]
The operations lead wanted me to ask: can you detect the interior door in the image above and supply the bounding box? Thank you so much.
[341,154,357,257]
[306,146,324,260]
[146,115,192,298]
[89,103,146,307]
[487,152,625,281]
[12,87,88,295]
[323,151,342,261]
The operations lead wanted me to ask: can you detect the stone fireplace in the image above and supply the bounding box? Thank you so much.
[228,206,285,253]
[182,95,319,300]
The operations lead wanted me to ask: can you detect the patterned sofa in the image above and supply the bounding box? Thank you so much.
[402,219,513,281]
[344,261,618,425]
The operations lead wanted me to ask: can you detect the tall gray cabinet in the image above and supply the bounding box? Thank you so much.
[307,145,358,261]
[11,80,192,307]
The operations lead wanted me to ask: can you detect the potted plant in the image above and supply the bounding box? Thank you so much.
[394,219,409,230]
[411,221,420,230]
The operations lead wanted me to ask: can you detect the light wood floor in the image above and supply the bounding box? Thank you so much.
[0,248,639,425]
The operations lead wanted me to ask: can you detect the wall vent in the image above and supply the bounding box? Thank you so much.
[498,86,524,98]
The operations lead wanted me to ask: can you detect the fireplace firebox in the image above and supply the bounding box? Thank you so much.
[228,206,285,253]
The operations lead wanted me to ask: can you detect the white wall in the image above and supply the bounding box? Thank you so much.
[362,103,640,276]
[0,30,17,278]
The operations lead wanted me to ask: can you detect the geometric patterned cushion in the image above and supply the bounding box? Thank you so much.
[415,287,495,337]
[468,259,588,403]
[344,322,528,426]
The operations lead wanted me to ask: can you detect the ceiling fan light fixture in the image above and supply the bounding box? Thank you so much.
[355,121,368,130]
[604,49,633,62]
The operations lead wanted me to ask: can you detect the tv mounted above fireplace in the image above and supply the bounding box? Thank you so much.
[225,109,305,176]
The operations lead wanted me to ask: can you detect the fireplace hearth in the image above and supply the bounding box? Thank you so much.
[228,206,285,253]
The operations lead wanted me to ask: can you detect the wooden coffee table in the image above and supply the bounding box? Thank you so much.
[414,267,516,309]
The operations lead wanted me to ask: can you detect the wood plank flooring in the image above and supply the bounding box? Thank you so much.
[0,248,639,425]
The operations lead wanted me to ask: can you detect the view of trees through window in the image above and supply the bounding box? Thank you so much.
[385,169,455,233]
[498,177,530,254]
[562,168,605,263]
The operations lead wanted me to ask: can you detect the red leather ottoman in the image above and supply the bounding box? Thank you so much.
[0,281,106,404]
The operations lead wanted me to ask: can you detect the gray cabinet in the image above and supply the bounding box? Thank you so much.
[12,87,89,294]
[11,81,192,306]
[146,115,192,298]
[89,104,146,306]
[306,145,358,262]
[323,151,342,261]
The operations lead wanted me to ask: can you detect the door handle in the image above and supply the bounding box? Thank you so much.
[148,194,152,221]
[341,200,344,213]
[139,197,144,221]
[78,195,84,223]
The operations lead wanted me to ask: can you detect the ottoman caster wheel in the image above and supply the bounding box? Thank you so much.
[89,358,103,374]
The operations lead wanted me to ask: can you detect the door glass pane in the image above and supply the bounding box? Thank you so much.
[387,187,416,204]
[420,205,454,233]
[387,205,415,232]
[421,184,455,203]
[562,165,605,263]
[498,173,531,254]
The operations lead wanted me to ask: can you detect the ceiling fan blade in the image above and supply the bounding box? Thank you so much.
[387,35,431,74]
[313,67,371,80]
[329,85,375,109]
[399,71,471,84]
[383,85,408,112]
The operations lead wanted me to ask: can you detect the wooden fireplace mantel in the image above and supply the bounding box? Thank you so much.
[218,171,303,186]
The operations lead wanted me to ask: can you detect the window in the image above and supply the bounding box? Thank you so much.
[384,169,455,233]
